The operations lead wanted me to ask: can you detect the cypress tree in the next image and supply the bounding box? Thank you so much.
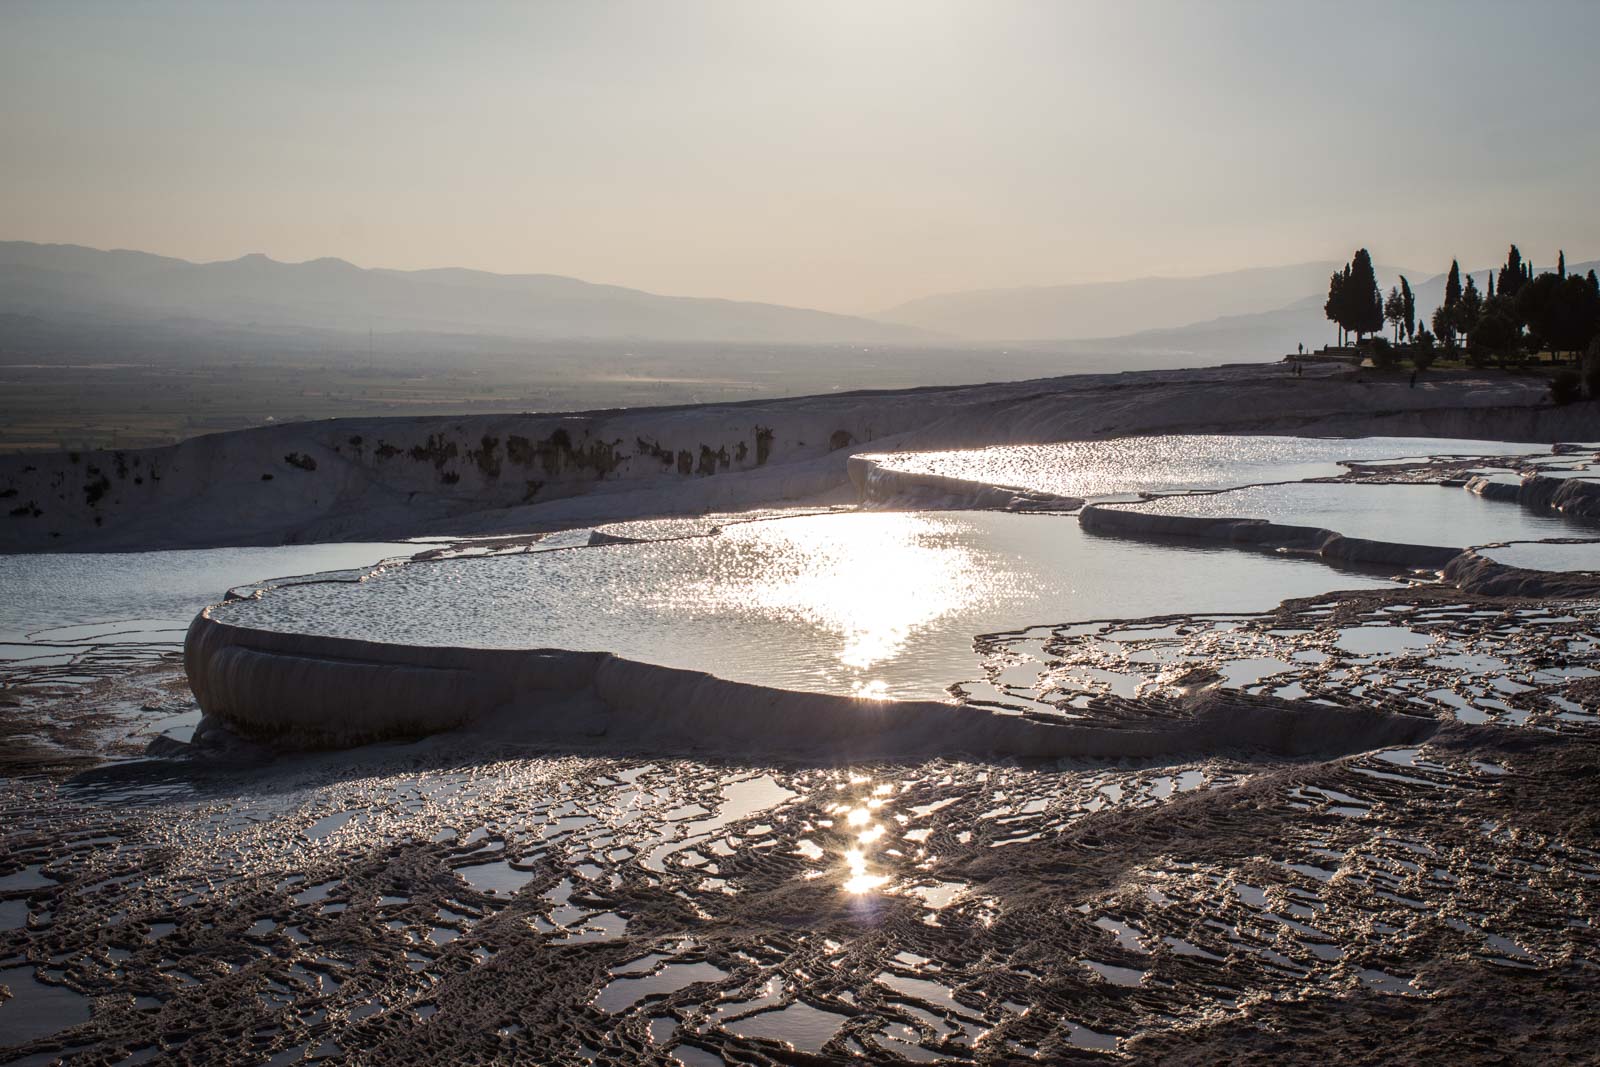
[1324,250,1388,344]
[1445,260,1462,311]
[1559,250,1566,279]
[1400,276,1415,340]
[1344,249,1385,341]
[1456,275,1483,343]
[1498,245,1527,299]
[1325,269,1347,345]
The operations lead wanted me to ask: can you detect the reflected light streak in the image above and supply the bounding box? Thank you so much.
[673,513,992,679]
[839,779,898,895]
[843,847,890,894]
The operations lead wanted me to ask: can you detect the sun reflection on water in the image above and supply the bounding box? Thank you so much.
[669,513,994,685]
[843,851,890,894]
[831,782,900,895]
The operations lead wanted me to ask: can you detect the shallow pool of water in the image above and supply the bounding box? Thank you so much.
[0,541,419,646]
[864,436,1549,499]
[209,511,1400,701]
[1122,482,1591,548]
[1481,541,1600,572]
[0,965,94,1046]
[722,1001,851,1053]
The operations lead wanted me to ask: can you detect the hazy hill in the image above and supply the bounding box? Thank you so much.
[871,257,1600,350]
[1040,296,1333,363]
[872,262,1366,341]
[1033,258,1600,361]
[0,241,926,345]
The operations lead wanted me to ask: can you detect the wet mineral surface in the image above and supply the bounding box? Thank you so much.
[4,436,1600,1064]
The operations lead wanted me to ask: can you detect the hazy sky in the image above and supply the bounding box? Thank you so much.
[3,1,1597,313]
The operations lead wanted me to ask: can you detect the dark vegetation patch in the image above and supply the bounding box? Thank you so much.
[696,444,730,476]
[468,436,501,479]
[507,428,625,479]
[829,429,855,451]
[505,433,538,467]
[83,470,111,506]
[408,435,458,470]
[284,452,318,472]
[755,425,775,466]
[636,437,676,467]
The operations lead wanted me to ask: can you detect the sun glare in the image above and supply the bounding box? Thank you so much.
[836,781,901,895]
[669,513,994,693]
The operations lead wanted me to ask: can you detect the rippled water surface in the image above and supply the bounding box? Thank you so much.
[0,542,418,645]
[1121,482,1593,548]
[1481,540,1600,572]
[210,512,1399,699]
[864,436,1550,499]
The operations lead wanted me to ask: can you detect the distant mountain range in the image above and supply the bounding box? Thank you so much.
[0,242,924,346]
[2,241,1593,366]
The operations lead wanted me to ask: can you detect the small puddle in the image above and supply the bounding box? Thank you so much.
[0,866,56,893]
[1065,1021,1120,1051]
[1082,959,1146,987]
[0,965,94,1045]
[722,1001,851,1053]
[1219,657,1293,688]
[303,811,357,841]
[905,881,968,909]
[291,880,339,905]
[455,859,536,897]
[595,961,730,1014]
[556,912,628,943]
[1337,627,1431,657]
[1093,916,1150,953]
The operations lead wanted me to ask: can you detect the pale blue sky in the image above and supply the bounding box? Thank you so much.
[3,1,1596,311]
